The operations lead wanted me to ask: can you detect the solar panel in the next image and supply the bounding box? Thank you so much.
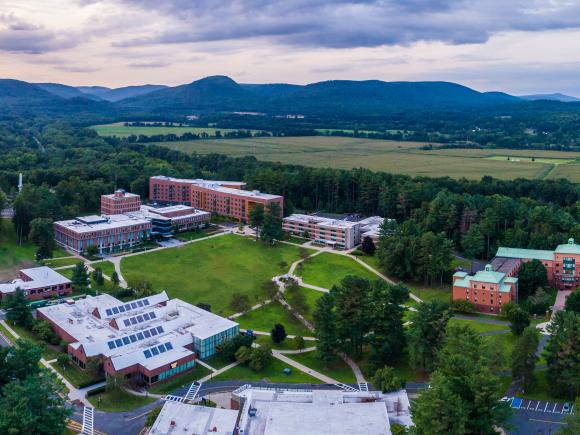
[144,350,152,359]
[107,341,115,350]
[131,302,138,309]
[123,320,131,327]
[150,328,158,336]
[115,339,123,347]
[118,306,126,313]
[143,313,150,321]
[156,326,164,334]
[143,299,150,306]
[112,307,119,315]
[124,304,131,311]
[137,332,144,340]
[137,315,144,323]
[151,347,159,356]
[158,345,166,353]
[130,317,137,325]
[137,301,144,307]
[143,330,151,338]
[122,337,130,345]
[149,312,156,319]
[129,335,137,343]
[105,309,113,316]
[165,342,173,350]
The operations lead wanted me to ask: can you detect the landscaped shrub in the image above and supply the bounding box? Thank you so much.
[450,299,476,313]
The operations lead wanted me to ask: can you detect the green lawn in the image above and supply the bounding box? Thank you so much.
[173,230,213,242]
[256,334,304,351]
[51,361,104,388]
[212,358,322,384]
[285,286,323,324]
[518,370,573,402]
[43,258,80,268]
[297,252,379,289]
[358,253,381,271]
[204,352,237,370]
[9,324,61,360]
[121,235,305,316]
[148,364,211,395]
[482,333,518,371]
[235,302,313,337]
[88,388,156,412]
[285,235,309,245]
[0,219,69,280]
[448,318,510,333]
[286,350,356,384]
[91,123,266,138]
[91,260,116,278]
[408,284,452,304]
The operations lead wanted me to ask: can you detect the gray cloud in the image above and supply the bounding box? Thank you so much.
[127,61,170,68]
[107,0,580,49]
[0,13,84,53]
[55,65,100,73]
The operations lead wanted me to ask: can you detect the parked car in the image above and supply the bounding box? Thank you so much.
[563,403,571,413]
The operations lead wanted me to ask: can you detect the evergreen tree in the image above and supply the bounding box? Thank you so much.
[313,292,338,367]
[270,323,287,344]
[509,308,531,336]
[460,224,485,260]
[564,290,580,314]
[71,262,90,289]
[412,324,511,434]
[361,236,376,255]
[511,326,539,390]
[261,202,283,243]
[544,311,580,398]
[29,218,55,260]
[372,366,404,392]
[248,204,265,240]
[517,260,548,299]
[111,271,120,286]
[294,335,305,350]
[92,268,104,286]
[3,289,33,328]
[408,300,451,372]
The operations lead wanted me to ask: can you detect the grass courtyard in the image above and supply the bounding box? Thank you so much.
[296,252,379,289]
[212,357,322,384]
[121,234,306,316]
[88,388,156,412]
[235,302,313,337]
[286,350,357,384]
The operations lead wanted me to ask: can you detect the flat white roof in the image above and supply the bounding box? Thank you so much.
[38,292,238,371]
[150,401,238,435]
[139,205,210,220]
[284,214,360,229]
[0,267,71,294]
[151,175,246,187]
[235,387,412,435]
[102,191,140,199]
[54,213,151,234]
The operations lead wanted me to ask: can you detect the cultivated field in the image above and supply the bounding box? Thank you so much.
[91,122,265,138]
[149,136,580,182]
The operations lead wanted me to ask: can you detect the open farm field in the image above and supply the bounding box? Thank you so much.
[151,136,580,181]
[91,122,264,137]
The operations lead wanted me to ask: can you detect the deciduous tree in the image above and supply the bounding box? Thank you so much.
[517,260,548,299]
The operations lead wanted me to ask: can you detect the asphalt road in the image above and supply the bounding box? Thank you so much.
[508,408,568,435]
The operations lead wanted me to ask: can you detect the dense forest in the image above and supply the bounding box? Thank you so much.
[0,121,578,261]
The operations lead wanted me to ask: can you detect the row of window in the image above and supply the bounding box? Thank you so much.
[157,360,195,381]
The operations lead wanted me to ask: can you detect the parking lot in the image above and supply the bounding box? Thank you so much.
[510,397,574,415]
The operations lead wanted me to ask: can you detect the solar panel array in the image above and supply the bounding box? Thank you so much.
[106,325,164,350]
[104,298,150,317]
[122,310,157,327]
[143,342,174,359]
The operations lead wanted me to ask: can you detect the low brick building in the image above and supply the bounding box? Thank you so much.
[38,291,239,385]
[452,264,518,314]
[0,266,72,302]
[149,176,283,222]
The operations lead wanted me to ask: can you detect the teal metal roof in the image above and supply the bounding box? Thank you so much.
[471,270,505,284]
[496,247,554,262]
[504,277,518,283]
[555,239,580,255]
[499,284,512,293]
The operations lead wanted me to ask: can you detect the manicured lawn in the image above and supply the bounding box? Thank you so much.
[91,260,116,278]
[285,286,323,324]
[52,361,104,388]
[212,358,322,384]
[286,350,357,384]
[408,284,451,304]
[358,253,381,271]
[296,252,379,289]
[448,318,510,333]
[235,302,313,337]
[148,364,211,395]
[204,352,236,370]
[256,334,303,351]
[121,235,305,316]
[9,324,61,360]
[88,388,156,412]
[173,230,213,242]
[43,257,80,268]
[482,332,518,371]
[357,346,428,383]
[285,235,309,245]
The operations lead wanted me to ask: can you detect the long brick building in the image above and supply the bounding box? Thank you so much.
[101,190,141,215]
[38,291,239,385]
[0,266,72,302]
[149,176,283,222]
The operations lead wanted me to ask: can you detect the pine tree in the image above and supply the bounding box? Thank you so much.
[361,236,376,255]
[270,323,287,344]
[408,300,451,372]
[261,202,283,243]
[313,292,338,367]
[248,204,265,240]
[511,326,539,390]
[71,262,90,289]
[4,289,33,328]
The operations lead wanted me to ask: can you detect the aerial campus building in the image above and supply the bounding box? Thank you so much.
[150,385,412,435]
[282,214,391,249]
[54,190,211,253]
[38,291,239,385]
[452,265,519,314]
[0,266,72,302]
[149,176,284,222]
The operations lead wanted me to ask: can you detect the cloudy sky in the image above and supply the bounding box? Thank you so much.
[2,0,580,95]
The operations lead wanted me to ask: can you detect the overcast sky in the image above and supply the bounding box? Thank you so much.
[2,0,580,95]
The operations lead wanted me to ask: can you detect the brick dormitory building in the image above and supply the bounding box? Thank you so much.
[453,237,580,313]
[0,266,72,303]
[38,291,239,385]
[149,176,284,222]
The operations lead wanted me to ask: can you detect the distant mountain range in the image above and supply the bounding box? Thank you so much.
[1,75,579,119]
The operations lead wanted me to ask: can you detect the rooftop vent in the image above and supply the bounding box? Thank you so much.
[569,238,575,245]
[484,264,493,272]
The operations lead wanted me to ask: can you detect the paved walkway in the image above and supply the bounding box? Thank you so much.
[339,352,366,383]
[230,299,273,319]
[552,290,571,313]
[198,361,241,383]
[272,350,339,384]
